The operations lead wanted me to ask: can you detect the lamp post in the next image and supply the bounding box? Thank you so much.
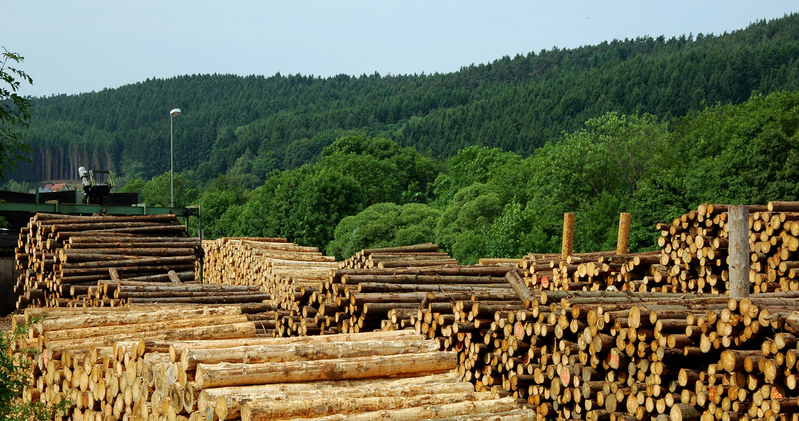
[169,108,181,208]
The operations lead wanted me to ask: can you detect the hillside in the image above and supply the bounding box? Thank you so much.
[12,13,799,184]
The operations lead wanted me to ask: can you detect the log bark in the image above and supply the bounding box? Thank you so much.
[182,339,439,370]
[195,351,457,389]
[285,397,521,421]
[240,391,491,420]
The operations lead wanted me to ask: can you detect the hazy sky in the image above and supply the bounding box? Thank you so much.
[3,1,797,97]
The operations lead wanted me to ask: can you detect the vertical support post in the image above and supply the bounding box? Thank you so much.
[616,213,631,255]
[561,213,575,259]
[170,113,174,209]
[198,207,204,284]
[728,205,750,299]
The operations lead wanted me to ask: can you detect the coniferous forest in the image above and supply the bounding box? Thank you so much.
[8,14,799,262]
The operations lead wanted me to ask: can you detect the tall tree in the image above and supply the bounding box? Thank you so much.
[0,47,33,179]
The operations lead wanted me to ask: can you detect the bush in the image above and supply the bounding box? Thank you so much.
[0,319,69,420]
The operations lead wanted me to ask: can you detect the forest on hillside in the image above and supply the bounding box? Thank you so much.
[11,13,799,184]
[4,14,799,262]
[125,90,799,263]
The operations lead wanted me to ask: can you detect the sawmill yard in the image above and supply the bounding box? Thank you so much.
[3,200,799,420]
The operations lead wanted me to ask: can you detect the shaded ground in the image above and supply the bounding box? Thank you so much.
[0,313,14,332]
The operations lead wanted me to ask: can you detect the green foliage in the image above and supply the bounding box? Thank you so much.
[235,169,308,239]
[0,47,33,180]
[135,172,199,208]
[319,135,439,205]
[327,202,441,259]
[629,173,691,251]
[118,177,146,195]
[0,320,68,420]
[197,175,251,239]
[234,165,366,248]
[0,179,33,193]
[435,183,505,264]
[675,90,799,205]
[433,146,522,206]
[483,202,534,259]
[515,112,671,253]
[13,14,799,184]
[288,167,366,247]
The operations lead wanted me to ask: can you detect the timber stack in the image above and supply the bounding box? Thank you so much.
[656,201,799,294]
[15,307,534,420]
[338,242,459,269]
[14,305,257,420]
[287,244,520,336]
[266,244,522,337]
[521,251,665,293]
[414,285,799,419]
[13,213,202,309]
[520,201,799,295]
[202,237,338,311]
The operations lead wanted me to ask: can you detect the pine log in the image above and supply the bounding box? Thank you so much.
[240,391,491,420]
[281,397,521,421]
[195,351,457,389]
[182,339,440,370]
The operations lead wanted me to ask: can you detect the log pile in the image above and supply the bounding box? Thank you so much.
[15,308,534,420]
[338,243,459,269]
[202,237,338,311]
[14,305,257,420]
[520,201,799,296]
[14,213,201,309]
[308,261,519,336]
[112,283,270,305]
[414,280,799,420]
[656,201,799,294]
[521,251,665,293]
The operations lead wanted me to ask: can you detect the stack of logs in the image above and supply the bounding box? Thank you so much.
[202,237,338,311]
[657,201,799,294]
[319,264,519,335]
[339,243,459,269]
[414,276,799,420]
[521,251,665,293]
[519,201,799,296]
[16,305,257,419]
[15,306,533,420]
[263,244,525,337]
[13,213,203,309]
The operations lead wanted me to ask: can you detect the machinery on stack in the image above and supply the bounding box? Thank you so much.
[78,166,114,205]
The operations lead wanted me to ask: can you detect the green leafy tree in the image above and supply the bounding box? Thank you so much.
[483,202,534,259]
[319,135,440,205]
[433,146,522,206]
[118,177,146,195]
[675,90,799,204]
[196,175,251,238]
[521,112,671,252]
[435,183,504,264]
[0,47,33,180]
[235,169,307,239]
[327,202,441,259]
[138,172,199,208]
[287,168,366,247]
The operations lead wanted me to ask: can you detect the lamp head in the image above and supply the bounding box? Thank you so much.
[170,108,181,117]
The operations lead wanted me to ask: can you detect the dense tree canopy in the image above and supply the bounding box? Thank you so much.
[10,14,799,184]
[327,202,441,260]
[0,47,34,180]
[4,15,799,265]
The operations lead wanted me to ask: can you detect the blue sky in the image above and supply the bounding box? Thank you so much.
[3,1,797,97]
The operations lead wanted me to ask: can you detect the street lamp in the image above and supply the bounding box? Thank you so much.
[169,108,181,208]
